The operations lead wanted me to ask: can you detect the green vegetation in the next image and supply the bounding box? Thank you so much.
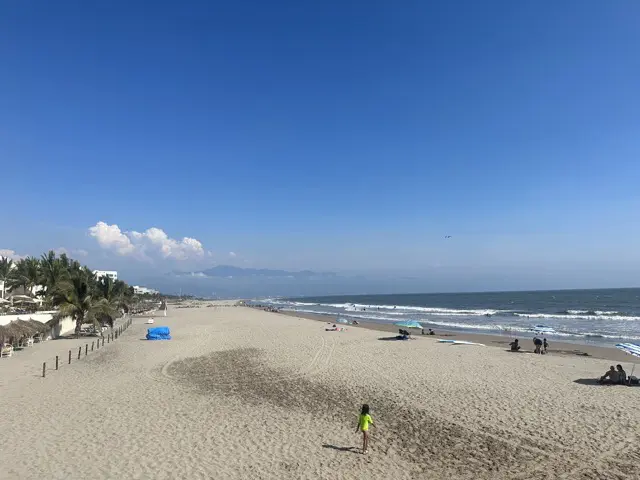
[2,250,138,336]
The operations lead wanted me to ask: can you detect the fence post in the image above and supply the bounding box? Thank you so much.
[85,344,88,356]
[91,341,94,351]
[107,335,110,344]
[102,337,105,347]
[68,349,72,364]
[42,362,46,377]
[78,346,81,359]
[56,356,59,370]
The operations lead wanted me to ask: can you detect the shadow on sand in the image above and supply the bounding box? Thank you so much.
[378,336,410,341]
[322,444,357,453]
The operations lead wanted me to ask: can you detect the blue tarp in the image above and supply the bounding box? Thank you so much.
[146,326,171,340]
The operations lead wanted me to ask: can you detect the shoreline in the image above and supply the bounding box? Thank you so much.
[271,308,639,364]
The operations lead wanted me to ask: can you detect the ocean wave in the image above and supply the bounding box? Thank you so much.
[279,307,640,340]
[514,313,640,322]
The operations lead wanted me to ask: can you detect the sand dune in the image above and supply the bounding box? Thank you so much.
[1,304,638,479]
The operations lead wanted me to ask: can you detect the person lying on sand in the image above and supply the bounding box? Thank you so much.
[599,366,619,384]
[509,339,521,351]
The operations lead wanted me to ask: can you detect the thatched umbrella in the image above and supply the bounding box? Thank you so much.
[27,319,48,334]
[15,320,39,336]
[0,323,25,342]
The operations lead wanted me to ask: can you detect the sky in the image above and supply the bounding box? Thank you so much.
[1,0,639,291]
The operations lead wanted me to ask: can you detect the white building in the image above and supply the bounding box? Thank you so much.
[133,285,159,295]
[93,270,118,281]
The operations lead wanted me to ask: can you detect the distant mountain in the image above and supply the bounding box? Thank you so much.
[169,265,337,279]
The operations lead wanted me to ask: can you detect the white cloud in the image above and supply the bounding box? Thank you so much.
[88,221,206,261]
[74,249,89,257]
[88,222,136,256]
[0,249,26,261]
[229,251,237,257]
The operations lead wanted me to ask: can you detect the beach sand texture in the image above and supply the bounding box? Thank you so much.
[1,304,639,479]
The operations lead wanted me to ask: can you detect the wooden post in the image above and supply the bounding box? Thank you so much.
[68,350,72,364]
[91,341,94,351]
[56,356,59,370]
[78,346,81,359]
[102,337,105,347]
[85,344,88,356]
[42,362,46,377]
[107,335,110,344]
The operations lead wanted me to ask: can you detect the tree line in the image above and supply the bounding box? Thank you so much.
[0,251,137,336]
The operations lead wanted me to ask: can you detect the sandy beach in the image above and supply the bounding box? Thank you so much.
[1,303,639,479]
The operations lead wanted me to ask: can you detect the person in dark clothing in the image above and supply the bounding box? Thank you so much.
[509,339,521,351]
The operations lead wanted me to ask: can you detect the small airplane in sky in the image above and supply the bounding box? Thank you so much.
[444,235,452,239]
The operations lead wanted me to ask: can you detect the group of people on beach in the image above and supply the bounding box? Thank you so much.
[598,365,633,385]
[509,337,548,353]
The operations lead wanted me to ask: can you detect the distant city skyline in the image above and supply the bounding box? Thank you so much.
[2,2,639,293]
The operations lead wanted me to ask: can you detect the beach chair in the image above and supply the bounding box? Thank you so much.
[25,337,34,347]
[1,344,13,357]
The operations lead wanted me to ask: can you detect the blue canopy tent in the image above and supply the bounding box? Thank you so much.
[146,326,171,340]
[394,320,423,329]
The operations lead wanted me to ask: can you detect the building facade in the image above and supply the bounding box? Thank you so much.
[93,270,118,281]
[133,286,159,295]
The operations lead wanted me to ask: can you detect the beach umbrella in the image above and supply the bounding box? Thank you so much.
[615,343,640,377]
[27,320,48,334]
[14,320,38,336]
[10,295,36,304]
[394,320,423,329]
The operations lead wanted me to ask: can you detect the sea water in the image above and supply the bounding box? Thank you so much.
[253,288,640,344]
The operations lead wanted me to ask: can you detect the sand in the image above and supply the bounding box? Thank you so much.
[1,303,639,479]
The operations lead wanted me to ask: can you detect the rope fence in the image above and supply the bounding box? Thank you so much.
[41,317,133,378]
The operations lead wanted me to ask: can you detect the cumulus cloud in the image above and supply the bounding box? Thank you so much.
[229,251,237,257]
[88,222,136,255]
[0,249,26,261]
[88,221,206,261]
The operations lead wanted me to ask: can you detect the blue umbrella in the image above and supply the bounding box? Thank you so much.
[615,343,640,377]
[394,320,423,329]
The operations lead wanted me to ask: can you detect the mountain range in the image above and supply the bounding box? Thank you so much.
[169,265,338,279]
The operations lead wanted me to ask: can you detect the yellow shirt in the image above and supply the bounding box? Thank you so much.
[358,413,373,431]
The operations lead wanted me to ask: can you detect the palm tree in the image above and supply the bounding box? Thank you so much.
[8,257,41,297]
[49,268,117,337]
[39,250,69,296]
[0,257,13,299]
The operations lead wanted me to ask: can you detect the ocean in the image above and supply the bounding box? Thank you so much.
[255,288,640,344]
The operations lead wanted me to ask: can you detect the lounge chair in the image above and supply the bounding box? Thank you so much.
[1,344,13,357]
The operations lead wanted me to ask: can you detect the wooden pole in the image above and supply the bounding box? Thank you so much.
[56,356,59,370]
[78,346,81,359]
[107,335,110,343]
[68,349,72,364]
[85,344,88,356]
[91,341,94,351]
[42,362,46,377]
[102,337,105,347]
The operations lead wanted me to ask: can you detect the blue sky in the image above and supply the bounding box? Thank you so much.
[1,1,639,289]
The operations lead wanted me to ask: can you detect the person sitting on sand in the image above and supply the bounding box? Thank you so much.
[599,366,619,385]
[509,339,521,352]
[428,329,435,335]
[352,320,359,325]
[616,365,627,385]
